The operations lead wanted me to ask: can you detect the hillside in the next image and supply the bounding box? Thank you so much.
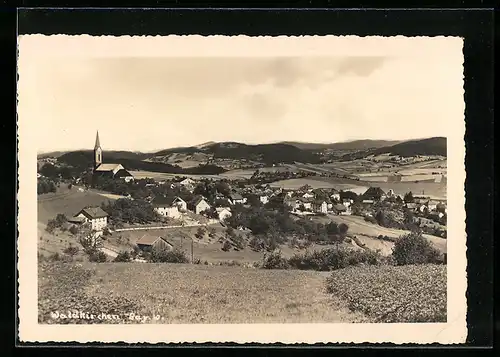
[154,142,323,165]
[338,137,447,160]
[373,137,447,157]
[38,262,368,324]
[56,150,227,175]
[281,140,401,151]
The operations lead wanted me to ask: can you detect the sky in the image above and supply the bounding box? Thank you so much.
[18,36,464,153]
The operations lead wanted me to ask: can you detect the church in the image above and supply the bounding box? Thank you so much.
[92,131,134,183]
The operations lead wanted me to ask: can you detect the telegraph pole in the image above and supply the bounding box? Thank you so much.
[191,239,194,263]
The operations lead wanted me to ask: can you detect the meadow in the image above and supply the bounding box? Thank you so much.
[313,215,447,255]
[38,262,368,324]
[326,264,447,322]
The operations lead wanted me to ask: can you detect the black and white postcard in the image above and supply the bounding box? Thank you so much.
[17,35,467,344]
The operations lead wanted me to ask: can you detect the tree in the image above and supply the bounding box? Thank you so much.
[77,224,103,256]
[195,227,206,240]
[404,191,415,203]
[392,232,443,265]
[114,251,132,262]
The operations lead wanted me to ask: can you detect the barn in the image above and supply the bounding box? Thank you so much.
[136,234,173,253]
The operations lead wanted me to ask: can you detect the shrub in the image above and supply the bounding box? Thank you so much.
[103,227,112,236]
[113,251,132,262]
[287,247,382,271]
[149,248,189,263]
[45,220,57,233]
[88,251,107,263]
[63,244,79,258]
[392,232,444,265]
[262,250,289,270]
[49,252,61,261]
[221,240,232,252]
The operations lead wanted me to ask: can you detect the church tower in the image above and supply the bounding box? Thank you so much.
[94,131,103,170]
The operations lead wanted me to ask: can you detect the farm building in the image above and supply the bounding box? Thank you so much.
[362,187,387,201]
[259,194,269,204]
[332,204,351,216]
[152,196,187,219]
[228,192,246,205]
[216,207,232,222]
[189,196,211,215]
[179,178,196,191]
[329,189,341,202]
[72,206,108,231]
[92,131,134,183]
[312,200,328,214]
[136,234,173,253]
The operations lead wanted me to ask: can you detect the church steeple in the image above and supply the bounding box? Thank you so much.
[94,130,101,149]
[94,131,102,169]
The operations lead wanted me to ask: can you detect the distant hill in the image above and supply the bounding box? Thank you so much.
[56,150,226,175]
[338,137,447,161]
[37,151,70,159]
[373,137,447,157]
[281,140,402,151]
[154,142,322,165]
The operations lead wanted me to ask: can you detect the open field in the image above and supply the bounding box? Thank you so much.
[130,170,226,181]
[309,177,447,199]
[38,186,120,225]
[269,178,370,195]
[313,215,446,254]
[38,262,368,324]
[108,225,352,264]
[327,264,447,322]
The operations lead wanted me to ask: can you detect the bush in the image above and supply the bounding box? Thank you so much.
[221,240,232,252]
[392,232,444,265]
[113,251,132,262]
[287,247,382,271]
[63,244,79,257]
[88,251,107,263]
[262,250,289,270]
[149,248,189,263]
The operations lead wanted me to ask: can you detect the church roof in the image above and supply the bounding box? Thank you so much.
[95,163,123,172]
[95,131,101,149]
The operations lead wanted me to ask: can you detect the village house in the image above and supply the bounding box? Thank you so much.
[136,234,173,253]
[312,200,328,214]
[70,206,108,231]
[362,187,387,201]
[259,194,269,205]
[216,207,232,222]
[189,196,211,215]
[179,178,195,192]
[228,192,246,205]
[302,192,314,199]
[329,189,341,202]
[92,131,134,183]
[300,197,314,211]
[332,203,351,215]
[284,197,301,211]
[152,196,187,219]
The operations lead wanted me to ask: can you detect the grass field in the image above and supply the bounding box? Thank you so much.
[37,186,122,258]
[269,178,370,195]
[130,170,226,181]
[313,215,446,254]
[38,186,120,225]
[327,264,447,322]
[38,262,368,324]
